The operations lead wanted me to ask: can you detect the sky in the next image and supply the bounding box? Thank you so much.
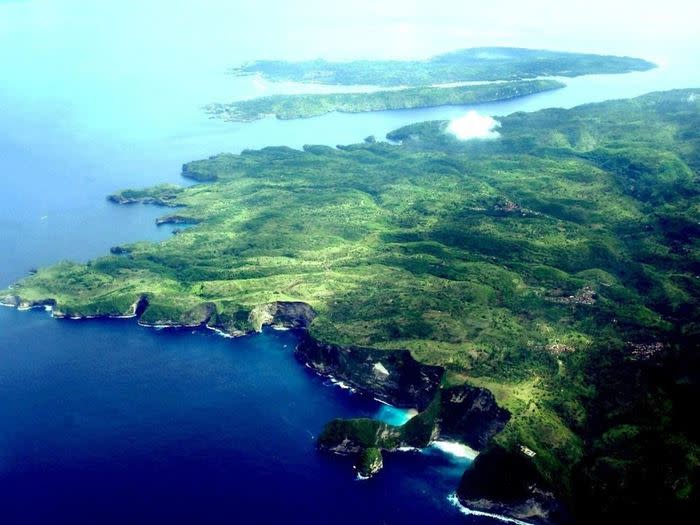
[0,0,697,144]
[0,0,698,65]
[0,0,697,282]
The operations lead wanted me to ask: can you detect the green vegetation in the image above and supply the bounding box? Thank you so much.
[318,398,442,477]
[357,447,383,477]
[205,80,564,122]
[212,47,653,122]
[233,47,655,86]
[107,183,184,205]
[4,89,699,522]
[318,396,441,452]
[319,418,401,450]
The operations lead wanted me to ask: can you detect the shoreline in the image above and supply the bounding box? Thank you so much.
[1,294,483,455]
[206,79,566,123]
[0,290,542,525]
[448,494,533,525]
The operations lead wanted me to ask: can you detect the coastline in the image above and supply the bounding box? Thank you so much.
[7,90,696,515]
[205,79,565,122]
[448,494,534,525]
[0,293,527,519]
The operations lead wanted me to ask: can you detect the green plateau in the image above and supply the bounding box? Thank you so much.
[4,89,699,522]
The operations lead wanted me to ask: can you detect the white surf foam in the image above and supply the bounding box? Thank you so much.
[205,325,236,338]
[447,493,533,525]
[329,377,357,393]
[396,446,421,453]
[431,440,479,460]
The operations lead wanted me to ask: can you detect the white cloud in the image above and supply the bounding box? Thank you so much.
[252,75,269,93]
[447,111,501,140]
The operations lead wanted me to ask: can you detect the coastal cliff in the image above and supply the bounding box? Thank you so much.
[139,301,217,328]
[106,184,183,206]
[155,215,200,226]
[2,294,56,311]
[249,301,317,330]
[438,385,510,449]
[1,293,562,519]
[316,381,513,484]
[457,446,570,525]
[295,332,443,410]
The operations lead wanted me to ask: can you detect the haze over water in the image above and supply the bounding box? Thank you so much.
[1,0,698,284]
[1,1,698,523]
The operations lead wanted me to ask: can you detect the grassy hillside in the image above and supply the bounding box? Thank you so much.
[5,90,699,521]
[232,47,655,86]
[205,79,564,122]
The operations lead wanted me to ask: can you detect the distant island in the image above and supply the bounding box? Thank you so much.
[205,79,564,122]
[207,47,655,122]
[232,47,655,86]
[4,90,698,524]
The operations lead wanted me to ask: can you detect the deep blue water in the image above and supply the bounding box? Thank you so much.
[0,308,474,524]
[1,2,699,524]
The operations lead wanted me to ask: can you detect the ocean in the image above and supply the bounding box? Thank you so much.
[1,1,698,523]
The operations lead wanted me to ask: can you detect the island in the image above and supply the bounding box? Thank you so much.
[4,89,698,524]
[208,47,656,122]
[205,79,565,122]
[231,47,656,86]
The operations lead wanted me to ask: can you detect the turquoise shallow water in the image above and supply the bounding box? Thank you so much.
[1,2,699,523]
[376,404,417,426]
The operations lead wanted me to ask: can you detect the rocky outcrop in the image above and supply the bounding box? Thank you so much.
[458,491,565,525]
[155,215,200,226]
[357,447,383,478]
[106,185,183,207]
[138,301,217,328]
[318,418,398,454]
[181,162,219,182]
[457,446,570,525]
[132,295,150,318]
[295,333,444,410]
[107,194,180,207]
[249,301,317,331]
[2,294,56,310]
[48,295,148,320]
[437,385,510,449]
[25,297,57,310]
[317,418,400,478]
[1,295,21,307]
[109,245,132,255]
[206,301,317,337]
[316,380,526,512]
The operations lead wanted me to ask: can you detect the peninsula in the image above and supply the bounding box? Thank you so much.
[205,79,564,122]
[4,90,698,524]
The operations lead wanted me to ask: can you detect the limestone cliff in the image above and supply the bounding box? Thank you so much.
[437,385,510,449]
[295,332,443,411]
[457,446,570,525]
